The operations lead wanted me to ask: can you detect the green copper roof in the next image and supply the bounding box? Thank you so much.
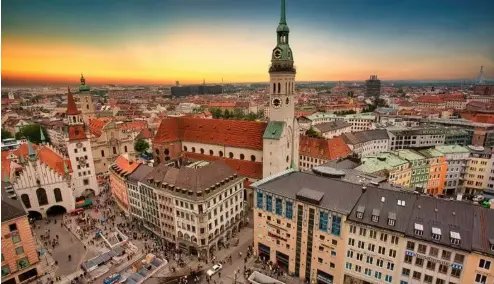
[434,145,470,154]
[418,148,445,158]
[39,127,46,142]
[280,0,286,24]
[356,152,408,173]
[395,149,425,161]
[263,121,285,140]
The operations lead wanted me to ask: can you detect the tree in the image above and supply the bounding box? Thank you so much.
[210,108,223,119]
[1,129,13,140]
[223,109,232,119]
[233,108,244,120]
[134,139,150,153]
[15,125,49,144]
[305,127,320,138]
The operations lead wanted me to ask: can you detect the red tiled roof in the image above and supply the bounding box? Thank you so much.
[66,88,80,115]
[137,128,153,140]
[208,102,236,108]
[37,146,72,175]
[299,136,351,160]
[88,118,110,137]
[68,125,87,140]
[120,121,148,132]
[112,154,139,176]
[414,95,444,104]
[183,152,262,179]
[154,117,267,150]
[460,113,494,124]
[12,143,37,159]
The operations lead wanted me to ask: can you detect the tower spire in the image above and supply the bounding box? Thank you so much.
[39,127,46,144]
[66,87,80,115]
[280,0,286,24]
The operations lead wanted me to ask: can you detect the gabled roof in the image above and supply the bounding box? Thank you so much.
[136,128,153,140]
[120,121,148,132]
[299,136,352,161]
[154,117,268,150]
[111,154,140,177]
[36,146,72,175]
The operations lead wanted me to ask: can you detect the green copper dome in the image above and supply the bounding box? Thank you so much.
[79,73,91,92]
[270,0,295,73]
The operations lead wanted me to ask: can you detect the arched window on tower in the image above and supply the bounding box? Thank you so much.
[285,82,288,94]
[278,83,281,94]
[21,194,31,209]
[273,83,276,94]
[54,188,63,202]
[36,188,48,206]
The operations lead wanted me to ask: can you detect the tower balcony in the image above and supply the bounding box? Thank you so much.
[269,63,296,74]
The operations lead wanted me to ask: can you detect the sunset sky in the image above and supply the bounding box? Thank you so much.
[2,0,494,85]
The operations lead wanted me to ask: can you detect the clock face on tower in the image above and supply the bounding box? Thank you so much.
[76,142,83,148]
[273,49,282,59]
[272,97,281,109]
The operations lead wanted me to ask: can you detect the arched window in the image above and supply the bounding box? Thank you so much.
[285,82,287,94]
[156,156,161,164]
[54,188,63,202]
[101,150,105,157]
[192,147,196,153]
[286,155,289,163]
[219,151,224,157]
[209,150,214,156]
[155,149,160,155]
[36,188,48,206]
[21,194,31,209]
[184,146,188,151]
[251,155,256,162]
[200,148,204,154]
[273,83,276,93]
[164,148,170,155]
[229,152,234,159]
[113,147,117,155]
[124,146,128,153]
[286,97,290,105]
[277,83,281,94]
[240,154,245,160]
[165,156,171,161]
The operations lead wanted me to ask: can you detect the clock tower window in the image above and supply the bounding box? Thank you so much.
[273,83,276,93]
[278,83,281,94]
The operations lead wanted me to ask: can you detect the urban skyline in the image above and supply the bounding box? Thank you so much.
[2,0,494,86]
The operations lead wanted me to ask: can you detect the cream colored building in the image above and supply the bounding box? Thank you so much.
[464,145,491,195]
[132,160,246,258]
[89,119,136,177]
[252,170,363,283]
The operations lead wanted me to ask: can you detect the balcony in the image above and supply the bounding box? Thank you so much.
[268,63,296,73]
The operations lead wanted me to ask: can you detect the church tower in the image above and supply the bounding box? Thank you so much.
[262,0,299,178]
[78,74,97,125]
[65,87,100,197]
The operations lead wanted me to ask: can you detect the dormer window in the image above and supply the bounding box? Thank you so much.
[414,223,423,236]
[450,231,461,246]
[356,206,365,219]
[432,227,442,241]
[371,209,380,223]
[388,212,396,226]
[489,239,494,251]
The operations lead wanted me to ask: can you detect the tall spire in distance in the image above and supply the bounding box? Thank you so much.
[39,127,46,144]
[66,87,80,115]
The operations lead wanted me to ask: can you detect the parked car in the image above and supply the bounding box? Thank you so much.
[206,264,223,276]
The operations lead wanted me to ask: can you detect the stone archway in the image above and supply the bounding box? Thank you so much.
[28,210,43,221]
[46,205,67,217]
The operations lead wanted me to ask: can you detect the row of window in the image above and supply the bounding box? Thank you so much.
[403,255,462,277]
[182,146,258,162]
[345,262,393,283]
[21,188,63,209]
